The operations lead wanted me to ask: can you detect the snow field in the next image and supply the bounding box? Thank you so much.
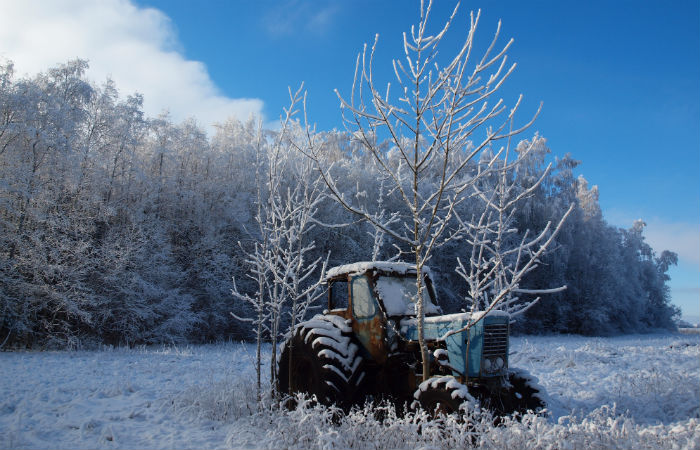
[0,344,259,449]
[1,334,698,449]
[510,334,700,424]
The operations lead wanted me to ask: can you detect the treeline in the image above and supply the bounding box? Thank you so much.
[0,59,678,348]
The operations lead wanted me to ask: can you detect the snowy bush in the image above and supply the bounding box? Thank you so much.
[226,398,699,450]
[170,375,258,422]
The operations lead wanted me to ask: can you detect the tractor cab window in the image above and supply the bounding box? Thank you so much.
[375,275,440,316]
[328,280,348,310]
[351,275,377,319]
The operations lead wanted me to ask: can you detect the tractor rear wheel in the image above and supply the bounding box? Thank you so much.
[277,315,363,408]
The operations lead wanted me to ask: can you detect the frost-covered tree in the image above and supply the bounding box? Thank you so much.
[0,55,681,349]
[0,59,97,347]
[452,136,573,332]
[305,1,541,379]
[232,87,327,399]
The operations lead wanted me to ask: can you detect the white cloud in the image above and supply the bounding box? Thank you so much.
[262,0,340,37]
[0,0,263,132]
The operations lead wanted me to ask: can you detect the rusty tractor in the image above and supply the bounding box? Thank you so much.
[277,261,546,416]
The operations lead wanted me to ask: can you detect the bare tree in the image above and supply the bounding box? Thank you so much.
[446,136,574,341]
[230,117,271,405]
[232,86,327,401]
[304,1,540,380]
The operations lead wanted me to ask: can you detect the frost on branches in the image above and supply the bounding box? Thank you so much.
[303,1,567,379]
[449,136,573,337]
[0,5,680,350]
[230,86,327,402]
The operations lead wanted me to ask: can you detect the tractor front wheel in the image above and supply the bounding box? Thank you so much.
[481,368,546,416]
[415,376,476,417]
[504,368,546,414]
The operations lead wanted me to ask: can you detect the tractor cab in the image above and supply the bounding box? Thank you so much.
[325,261,440,316]
[324,262,441,363]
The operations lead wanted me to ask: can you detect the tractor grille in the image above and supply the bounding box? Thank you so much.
[482,323,508,358]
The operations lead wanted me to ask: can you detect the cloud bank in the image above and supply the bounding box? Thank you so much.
[0,0,263,130]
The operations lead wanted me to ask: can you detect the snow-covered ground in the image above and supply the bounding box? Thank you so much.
[1,333,698,449]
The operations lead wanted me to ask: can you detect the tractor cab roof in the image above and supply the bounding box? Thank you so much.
[324,261,432,283]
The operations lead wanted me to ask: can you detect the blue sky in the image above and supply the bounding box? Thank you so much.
[1,0,698,319]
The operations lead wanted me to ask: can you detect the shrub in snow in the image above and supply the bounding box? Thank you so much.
[225,397,700,450]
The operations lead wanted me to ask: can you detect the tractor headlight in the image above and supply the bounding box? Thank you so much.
[494,356,504,369]
[483,356,505,374]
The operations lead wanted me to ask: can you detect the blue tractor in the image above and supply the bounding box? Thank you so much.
[278,261,545,415]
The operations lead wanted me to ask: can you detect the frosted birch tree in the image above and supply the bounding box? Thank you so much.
[230,117,270,404]
[304,1,540,380]
[367,178,401,261]
[445,136,574,340]
[231,86,327,401]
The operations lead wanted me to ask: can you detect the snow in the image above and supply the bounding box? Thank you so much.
[433,348,449,359]
[398,310,510,337]
[299,316,352,337]
[0,344,254,449]
[421,309,509,324]
[310,336,344,353]
[415,376,476,403]
[324,261,430,280]
[509,334,700,425]
[292,314,358,372]
[1,333,698,449]
[375,276,440,316]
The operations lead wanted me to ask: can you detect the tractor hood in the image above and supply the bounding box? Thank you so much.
[399,310,510,378]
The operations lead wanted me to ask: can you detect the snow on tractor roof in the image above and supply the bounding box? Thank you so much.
[324,261,431,281]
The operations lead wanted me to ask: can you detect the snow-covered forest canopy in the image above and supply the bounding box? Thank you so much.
[0,58,680,349]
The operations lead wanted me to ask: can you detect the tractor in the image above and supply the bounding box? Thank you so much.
[277,261,546,416]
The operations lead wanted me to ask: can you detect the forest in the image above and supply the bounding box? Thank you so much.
[0,57,680,349]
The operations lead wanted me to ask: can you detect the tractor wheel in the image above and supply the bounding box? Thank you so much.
[414,376,476,417]
[505,368,546,414]
[484,368,546,416]
[277,314,363,408]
